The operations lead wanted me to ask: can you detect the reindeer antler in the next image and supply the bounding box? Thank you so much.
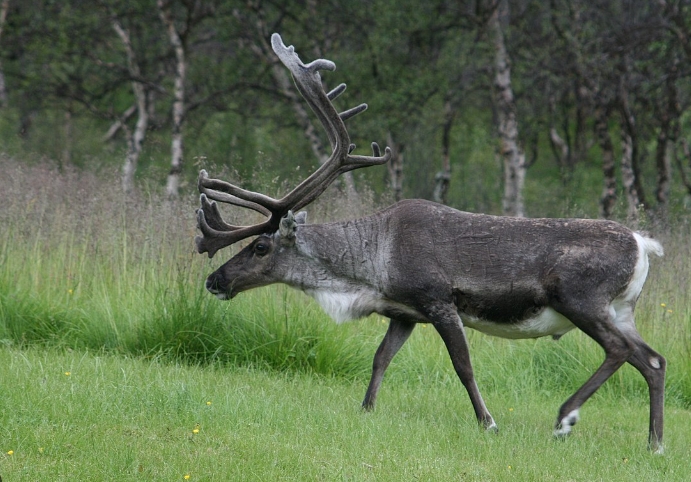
[196,33,391,258]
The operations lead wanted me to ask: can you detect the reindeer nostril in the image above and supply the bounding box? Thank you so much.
[205,273,224,293]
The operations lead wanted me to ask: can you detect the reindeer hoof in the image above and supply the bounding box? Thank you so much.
[649,441,665,455]
[554,409,580,438]
[481,417,498,433]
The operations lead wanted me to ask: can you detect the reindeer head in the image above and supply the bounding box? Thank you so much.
[205,211,308,299]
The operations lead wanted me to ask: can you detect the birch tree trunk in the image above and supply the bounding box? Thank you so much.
[386,131,404,202]
[618,75,644,225]
[113,18,149,194]
[620,130,640,224]
[433,99,454,205]
[158,0,186,199]
[487,1,526,217]
[595,106,617,219]
[103,105,136,142]
[548,93,570,178]
[618,73,646,210]
[549,127,569,171]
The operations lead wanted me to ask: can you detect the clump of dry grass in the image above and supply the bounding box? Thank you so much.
[0,155,194,257]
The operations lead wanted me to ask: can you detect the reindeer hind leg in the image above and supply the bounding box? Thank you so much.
[609,298,666,452]
[627,337,666,453]
[552,301,636,438]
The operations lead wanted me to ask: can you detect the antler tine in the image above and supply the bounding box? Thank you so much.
[291,143,391,213]
[197,193,235,232]
[327,83,346,101]
[198,169,277,215]
[196,170,282,257]
[326,84,366,122]
[198,185,272,219]
[339,103,368,121]
[196,206,273,258]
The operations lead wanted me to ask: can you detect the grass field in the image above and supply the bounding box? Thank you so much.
[1,159,690,480]
[2,346,691,481]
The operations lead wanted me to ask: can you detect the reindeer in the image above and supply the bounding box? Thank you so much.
[195,34,666,452]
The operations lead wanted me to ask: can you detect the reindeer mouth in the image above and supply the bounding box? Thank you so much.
[209,289,237,301]
[205,273,236,300]
[208,285,237,301]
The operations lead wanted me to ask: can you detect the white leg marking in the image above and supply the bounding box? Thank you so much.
[554,409,580,437]
[649,357,661,369]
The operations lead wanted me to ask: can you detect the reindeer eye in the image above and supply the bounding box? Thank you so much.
[254,242,270,256]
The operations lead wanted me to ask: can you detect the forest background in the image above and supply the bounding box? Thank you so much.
[1,0,690,222]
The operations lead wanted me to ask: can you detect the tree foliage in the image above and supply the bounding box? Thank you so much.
[0,0,689,220]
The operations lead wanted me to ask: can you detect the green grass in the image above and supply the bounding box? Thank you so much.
[1,158,690,480]
[1,346,690,481]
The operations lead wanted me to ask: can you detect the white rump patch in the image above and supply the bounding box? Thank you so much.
[619,233,658,304]
[610,233,664,332]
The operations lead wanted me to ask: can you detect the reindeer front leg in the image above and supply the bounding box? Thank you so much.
[429,304,497,431]
[362,318,415,411]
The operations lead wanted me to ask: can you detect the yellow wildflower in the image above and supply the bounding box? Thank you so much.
[7,450,14,455]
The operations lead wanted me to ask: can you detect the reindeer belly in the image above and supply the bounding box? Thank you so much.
[461,307,575,339]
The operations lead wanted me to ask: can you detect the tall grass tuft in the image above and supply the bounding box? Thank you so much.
[1,156,690,411]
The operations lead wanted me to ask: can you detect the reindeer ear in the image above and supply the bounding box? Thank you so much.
[295,211,307,225]
[279,211,298,242]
